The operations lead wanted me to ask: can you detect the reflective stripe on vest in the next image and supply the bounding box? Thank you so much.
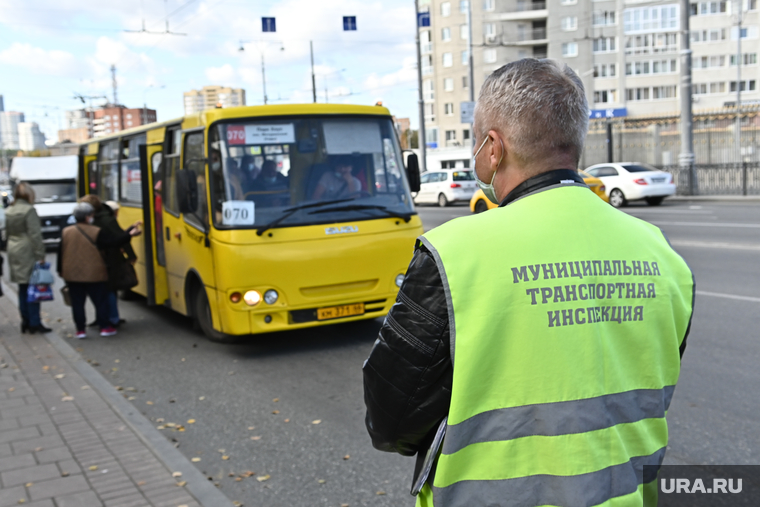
[418,185,694,507]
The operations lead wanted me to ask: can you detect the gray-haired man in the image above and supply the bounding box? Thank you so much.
[363,59,694,506]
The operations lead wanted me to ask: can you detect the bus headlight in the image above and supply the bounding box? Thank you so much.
[264,290,279,305]
[244,290,262,306]
[395,274,405,287]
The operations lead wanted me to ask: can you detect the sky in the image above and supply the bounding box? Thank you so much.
[0,0,421,143]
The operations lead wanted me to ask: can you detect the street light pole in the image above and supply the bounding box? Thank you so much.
[679,0,696,195]
[466,0,475,153]
[261,51,268,105]
[415,0,427,173]
[310,41,317,103]
[734,0,743,165]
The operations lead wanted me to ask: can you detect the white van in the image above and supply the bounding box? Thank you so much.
[9,156,78,246]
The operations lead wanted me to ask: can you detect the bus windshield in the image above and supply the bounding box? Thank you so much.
[30,181,77,203]
[209,116,414,230]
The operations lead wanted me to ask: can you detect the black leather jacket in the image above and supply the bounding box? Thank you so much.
[362,170,691,475]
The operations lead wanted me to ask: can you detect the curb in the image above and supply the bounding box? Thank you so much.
[669,195,760,201]
[1,280,235,507]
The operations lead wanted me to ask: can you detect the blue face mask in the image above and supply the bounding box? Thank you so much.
[473,135,504,205]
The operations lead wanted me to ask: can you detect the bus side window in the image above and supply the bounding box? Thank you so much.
[183,132,208,228]
[87,160,99,193]
[163,128,181,215]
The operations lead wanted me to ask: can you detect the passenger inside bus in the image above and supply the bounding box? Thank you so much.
[251,159,288,207]
[311,155,362,201]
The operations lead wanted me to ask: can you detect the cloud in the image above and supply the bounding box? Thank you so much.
[205,64,238,85]
[363,56,418,91]
[0,43,84,77]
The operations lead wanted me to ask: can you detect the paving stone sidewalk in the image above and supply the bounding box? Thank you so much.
[0,294,205,507]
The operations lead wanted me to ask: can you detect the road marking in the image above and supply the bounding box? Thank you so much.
[649,221,760,228]
[696,290,760,303]
[670,240,760,251]
[626,209,714,215]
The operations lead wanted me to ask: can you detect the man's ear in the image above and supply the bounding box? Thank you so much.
[488,130,505,172]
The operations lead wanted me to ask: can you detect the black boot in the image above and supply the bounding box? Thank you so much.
[31,325,53,333]
[21,319,29,334]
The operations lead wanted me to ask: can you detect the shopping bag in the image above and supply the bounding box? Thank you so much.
[60,285,72,306]
[29,262,55,285]
[27,284,54,303]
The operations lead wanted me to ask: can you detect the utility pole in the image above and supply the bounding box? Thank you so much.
[415,0,427,173]
[734,0,743,165]
[466,0,475,153]
[261,52,268,105]
[310,41,317,103]
[111,65,118,105]
[679,0,696,195]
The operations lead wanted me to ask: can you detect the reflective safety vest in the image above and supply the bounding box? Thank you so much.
[417,184,694,507]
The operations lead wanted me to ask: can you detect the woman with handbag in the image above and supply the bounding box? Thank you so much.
[80,195,137,327]
[57,202,142,339]
[5,183,51,334]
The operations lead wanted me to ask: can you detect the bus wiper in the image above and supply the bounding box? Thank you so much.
[255,198,355,236]
[308,204,413,223]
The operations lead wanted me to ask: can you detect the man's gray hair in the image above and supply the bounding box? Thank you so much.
[73,202,95,223]
[475,59,589,168]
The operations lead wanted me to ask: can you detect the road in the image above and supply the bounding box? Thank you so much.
[3,198,759,506]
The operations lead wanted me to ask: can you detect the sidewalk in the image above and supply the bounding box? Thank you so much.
[0,284,233,507]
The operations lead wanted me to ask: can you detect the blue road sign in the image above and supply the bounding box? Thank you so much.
[343,16,357,31]
[417,12,431,27]
[262,17,276,32]
[426,142,438,148]
[589,107,627,119]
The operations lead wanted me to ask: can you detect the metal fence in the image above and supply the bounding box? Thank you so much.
[659,163,760,195]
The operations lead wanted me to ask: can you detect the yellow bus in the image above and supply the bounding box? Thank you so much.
[78,104,423,341]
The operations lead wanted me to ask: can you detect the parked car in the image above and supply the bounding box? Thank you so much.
[414,169,476,207]
[470,170,609,213]
[583,162,676,208]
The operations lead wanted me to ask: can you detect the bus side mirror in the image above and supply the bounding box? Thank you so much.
[405,153,421,193]
[176,169,198,214]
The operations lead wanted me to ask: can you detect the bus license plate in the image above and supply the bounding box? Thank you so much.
[317,303,365,321]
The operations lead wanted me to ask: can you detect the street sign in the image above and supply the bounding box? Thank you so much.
[262,17,276,32]
[417,11,430,27]
[588,107,627,119]
[343,16,357,31]
[460,101,475,124]
[426,142,438,149]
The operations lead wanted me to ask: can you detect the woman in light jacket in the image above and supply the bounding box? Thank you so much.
[5,182,51,333]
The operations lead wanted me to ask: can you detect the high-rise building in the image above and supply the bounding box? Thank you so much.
[0,111,25,151]
[18,122,46,151]
[183,86,246,115]
[419,0,759,155]
[92,105,157,138]
[0,95,4,112]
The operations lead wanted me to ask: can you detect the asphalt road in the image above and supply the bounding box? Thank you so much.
[3,197,759,506]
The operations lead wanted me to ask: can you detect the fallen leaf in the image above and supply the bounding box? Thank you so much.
[137,481,145,486]
[318,479,326,484]
[146,401,153,405]
[114,359,120,363]
[166,423,177,428]
[241,471,255,478]
[228,472,235,477]
[284,419,290,423]
[187,419,196,424]
[228,371,235,375]
[128,396,136,401]
[25,482,32,487]
[181,358,186,362]
[272,398,279,402]
[233,502,243,507]
[61,396,74,402]
[17,499,25,504]
[256,474,271,482]
[191,457,201,462]
[199,396,205,401]
[222,455,229,460]
[312,419,322,425]
[235,477,242,482]
[250,436,261,441]
[8,387,14,392]
[177,426,185,432]
[54,374,65,379]
[156,425,166,430]
[80,386,90,390]
[111,368,118,372]
[172,472,182,478]
[61,472,69,477]
[343,455,350,460]
[89,465,98,471]
[341,504,349,507]
[126,387,137,392]
[34,447,43,452]
[376,491,386,496]
[247,426,255,430]
[272,410,279,414]
[176,480,187,487]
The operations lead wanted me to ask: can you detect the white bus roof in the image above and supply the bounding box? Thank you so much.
[9,155,78,182]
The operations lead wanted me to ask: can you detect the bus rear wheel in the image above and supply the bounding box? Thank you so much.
[193,287,235,343]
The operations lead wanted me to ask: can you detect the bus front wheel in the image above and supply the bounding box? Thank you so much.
[193,287,234,343]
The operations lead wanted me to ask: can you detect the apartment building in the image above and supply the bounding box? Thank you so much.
[92,106,157,138]
[419,0,759,154]
[183,86,246,115]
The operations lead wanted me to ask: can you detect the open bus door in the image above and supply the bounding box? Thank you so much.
[142,140,169,306]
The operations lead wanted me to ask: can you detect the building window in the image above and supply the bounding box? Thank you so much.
[594,63,617,77]
[691,28,726,43]
[626,33,678,54]
[652,86,677,99]
[424,79,435,101]
[460,24,468,40]
[443,52,453,67]
[690,1,727,15]
[693,55,725,68]
[441,2,451,16]
[730,80,757,91]
[561,0,578,5]
[484,23,497,42]
[444,103,455,115]
[593,37,617,53]
[445,130,457,142]
[711,82,727,93]
[626,87,651,101]
[426,127,438,145]
[562,42,579,57]
[730,53,758,65]
[693,82,727,94]
[731,26,759,40]
[460,0,469,12]
[594,90,617,103]
[444,77,454,91]
[462,50,469,64]
[593,11,616,26]
[425,104,436,122]
[463,75,469,88]
[484,48,497,63]
[442,27,451,41]
[484,0,495,10]
[624,5,678,33]
[463,129,470,140]
[561,16,578,31]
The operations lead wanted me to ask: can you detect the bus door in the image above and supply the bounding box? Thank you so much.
[142,140,168,306]
[162,127,215,316]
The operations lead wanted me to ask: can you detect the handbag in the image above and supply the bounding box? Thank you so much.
[29,262,55,285]
[27,283,54,303]
[60,285,72,306]
[76,225,138,291]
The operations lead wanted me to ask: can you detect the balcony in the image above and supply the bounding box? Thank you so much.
[502,27,548,45]
[422,65,434,76]
[488,1,547,21]
[422,42,433,54]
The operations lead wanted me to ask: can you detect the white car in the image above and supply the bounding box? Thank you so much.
[584,162,676,208]
[414,169,477,207]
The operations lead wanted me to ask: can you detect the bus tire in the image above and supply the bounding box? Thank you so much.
[193,287,235,343]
